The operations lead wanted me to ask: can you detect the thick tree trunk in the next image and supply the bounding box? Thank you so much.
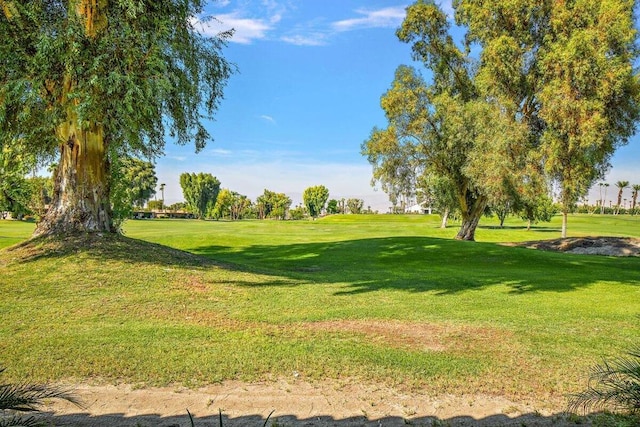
[32,1,112,237]
[34,115,114,237]
[456,214,482,241]
[455,194,487,241]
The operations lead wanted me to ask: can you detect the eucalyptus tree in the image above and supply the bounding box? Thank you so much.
[120,157,157,209]
[303,185,330,218]
[455,0,640,237]
[363,25,524,240]
[255,189,291,220]
[179,172,220,219]
[326,199,339,214]
[0,1,233,236]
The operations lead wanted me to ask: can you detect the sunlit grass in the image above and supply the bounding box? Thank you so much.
[0,214,638,407]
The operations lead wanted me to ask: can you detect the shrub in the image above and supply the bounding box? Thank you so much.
[569,347,640,415]
[0,366,80,427]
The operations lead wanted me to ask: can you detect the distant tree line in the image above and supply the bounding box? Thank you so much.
[176,177,371,221]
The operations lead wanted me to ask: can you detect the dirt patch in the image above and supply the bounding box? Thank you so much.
[36,380,579,426]
[306,320,514,354]
[503,237,640,256]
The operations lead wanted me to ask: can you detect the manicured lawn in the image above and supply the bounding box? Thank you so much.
[0,214,638,408]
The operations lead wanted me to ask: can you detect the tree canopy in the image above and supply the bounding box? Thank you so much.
[456,0,640,236]
[364,0,639,239]
[179,172,220,220]
[0,0,233,236]
[303,185,330,218]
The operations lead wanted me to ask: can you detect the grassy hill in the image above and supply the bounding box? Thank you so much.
[0,214,638,408]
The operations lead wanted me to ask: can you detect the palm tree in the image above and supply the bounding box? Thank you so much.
[615,181,630,215]
[598,182,604,213]
[602,183,610,214]
[569,347,640,415]
[159,183,166,210]
[632,184,640,215]
[0,366,80,426]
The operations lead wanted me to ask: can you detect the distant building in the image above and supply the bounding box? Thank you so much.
[406,203,432,214]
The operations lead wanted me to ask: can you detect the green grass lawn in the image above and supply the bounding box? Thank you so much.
[0,214,639,408]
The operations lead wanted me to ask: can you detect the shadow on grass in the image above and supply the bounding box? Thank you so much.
[6,233,639,296]
[3,233,221,269]
[38,410,595,427]
[188,236,640,295]
[478,224,560,232]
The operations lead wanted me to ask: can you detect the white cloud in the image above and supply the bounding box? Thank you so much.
[281,33,328,46]
[332,6,407,32]
[259,115,277,124]
[167,155,187,161]
[194,13,273,44]
[208,148,233,156]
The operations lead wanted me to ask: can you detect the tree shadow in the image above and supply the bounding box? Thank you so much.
[36,409,598,427]
[187,236,640,295]
[2,233,223,269]
[478,224,560,232]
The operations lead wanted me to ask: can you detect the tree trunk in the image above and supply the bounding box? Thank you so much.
[32,1,112,237]
[561,211,568,238]
[456,214,482,241]
[455,194,487,241]
[440,207,450,228]
[34,114,114,237]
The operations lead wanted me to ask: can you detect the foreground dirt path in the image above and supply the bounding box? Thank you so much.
[37,379,584,426]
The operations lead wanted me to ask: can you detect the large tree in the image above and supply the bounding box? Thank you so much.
[255,189,291,220]
[303,185,330,218]
[0,1,233,236]
[363,63,522,240]
[179,172,220,219]
[455,0,640,237]
[119,157,157,209]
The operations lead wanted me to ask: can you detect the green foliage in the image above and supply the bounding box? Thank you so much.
[0,1,233,234]
[369,0,640,239]
[456,0,640,233]
[326,199,339,214]
[0,366,80,427]
[0,1,234,158]
[211,189,252,220]
[363,61,520,239]
[179,173,220,220]
[121,157,158,209]
[255,189,291,220]
[109,156,158,227]
[147,200,164,211]
[288,205,306,220]
[0,146,35,219]
[518,193,558,228]
[167,202,187,212]
[569,347,640,415]
[303,185,329,218]
[346,198,364,214]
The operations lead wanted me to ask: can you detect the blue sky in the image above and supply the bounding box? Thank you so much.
[156,0,639,210]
